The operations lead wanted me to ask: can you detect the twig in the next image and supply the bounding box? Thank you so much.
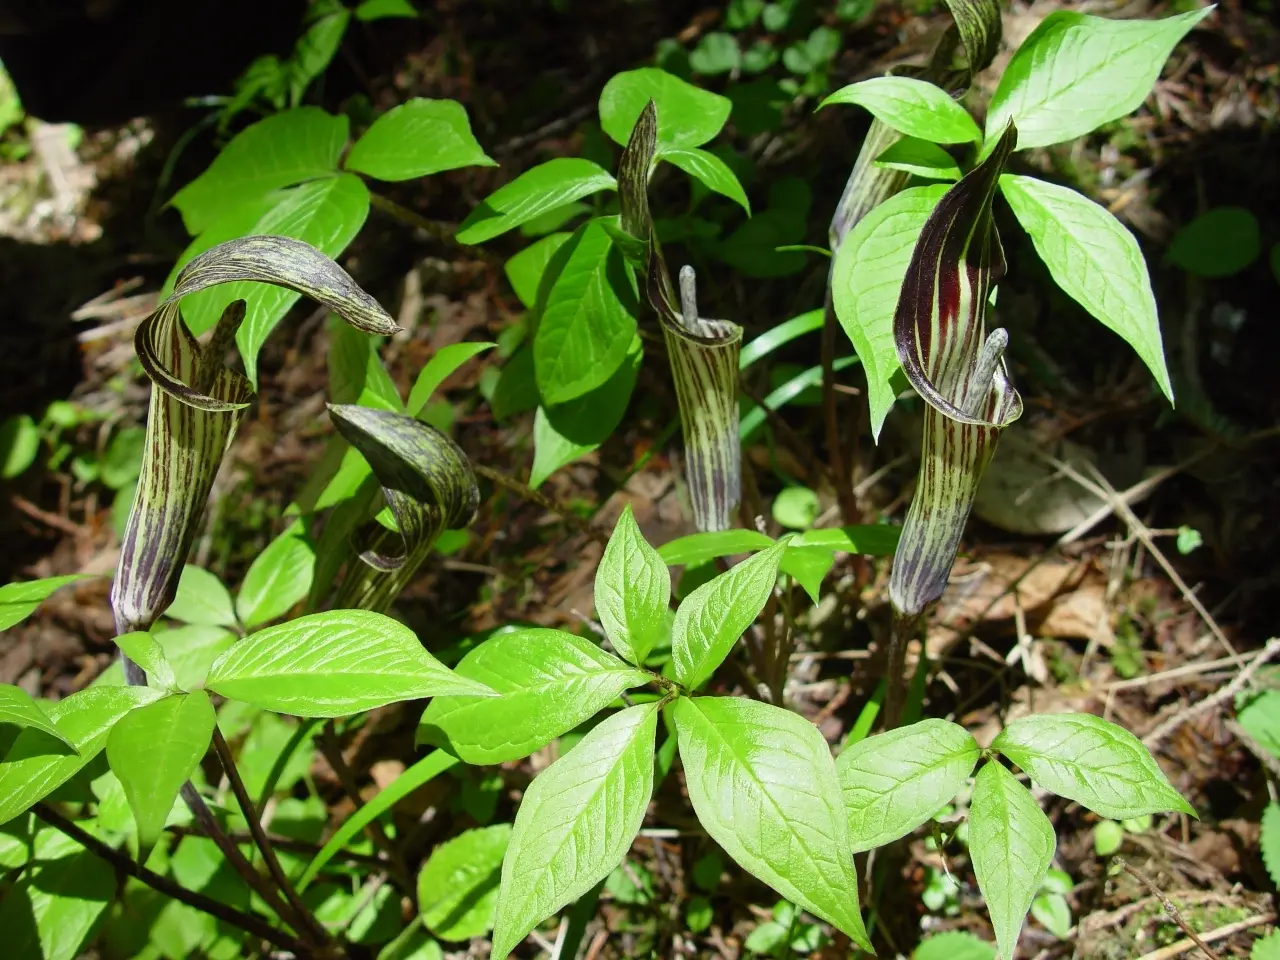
[1105,653,1250,690]
[10,495,86,537]
[33,803,310,957]
[1133,912,1274,960]
[212,729,332,948]
[1118,860,1222,960]
[1142,638,1280,748]
[471,462,608,545]
[367,192,456,243]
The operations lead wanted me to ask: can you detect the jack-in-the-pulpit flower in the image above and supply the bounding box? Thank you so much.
[326,404,480,613]
[111,236,399,645]
[889,123,1022,621]
[619,100,742,532]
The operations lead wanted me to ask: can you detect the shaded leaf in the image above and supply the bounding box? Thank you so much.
[418,824,510,941]
[346,98,494,181]
[0,575,92,632]
[236,523,316,629]
[663,147,751,213]
[1166,206,1261,278]
[458,159,616,244]
[165,565,237,627]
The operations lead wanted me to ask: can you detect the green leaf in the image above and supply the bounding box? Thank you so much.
[793,525,902,556]
[457,159,617,244]
[657,530,776,568]
[969,762,1056,960]
[329,317,401,410]
[662,147,751,213]
[418,824,510,940]
[1166,206,1261,278]
[832,184,948,439]
[418,628,648,763]
[154,624,237,691]
[114,631,177,690]
[491,703,658,959]
[689,32,742,75]
[673,697,871,949]
[0,685,75,749]
[672,542,785,689]
[236,525,315,629]
[345,98,494,181]
[356,0,418,18]
[530,336,641,487]
[913,931,997,960]
[986,8,1212,151]
[599,68,732,148]
[0,686,163,825]
[288,7,350,104]
[821,77,982,144]
[992,712,1194,819]
[1261,803,1280,888]
[406,342,497,417]
[874,137,961,180]
[378,926,442,960]
[165,565,237,627]
[1093,819,1124,856]
[739,309,825,369]
[595,504,670,665]
[1254,931,1280,960]
[106,691,216,856]
[300,749,459,890]
[169,107,348,234]
[772,487,820,529]
[179,174,372,384]
[1239,691,1280,759]
[504,232,572,310]
[0,827,117,960]
[205,610,492,717]
[101,426,146,489]
[1030,891,1072,939]
[836,719,980,852]
[0,575,92,631]
[1000,174,1171,402]
[0,414,40,479]
[534,218,639,405]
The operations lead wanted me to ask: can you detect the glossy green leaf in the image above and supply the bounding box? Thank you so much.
[874,137,961,180]
[832,184,947,439]
[300,749,459,890]
[599,68,732,147]
[329,317,401,410]
[534,218,639,405]
[491,703,658,960]
[530,336,641,487]
[1166,206,1260,278]
[180,174,372,383]
[0,414,40,479]
[836,719,979,852]
[0,686,75,749]
[418,628,648,763]
[406,342,497,417]
[793,525,901,556]
[657,530,775,568]
[169,107,347,234]
[986,8,1212,151]
[205,610,492,717]
[739,356,859,439]
[672,542,785,689]
[595,505,670,665]
[165,565,237,627]
[418,823,511,940]
[663,147,750,213]
[821,77,981,144]
[1001,174,1172,401]
[377,926,442,960]
[235,524,315,629]
[673,697,871,949]
[0,575,92,631]
[739,310,824,369]
[504,232,572,310]
[0,828,116,960]
[0,686,163,825]
[346,98,494,181]
[113,631,177,691]
[772,487,819,529]
[969,762,1056,960]
[154,624,237,691]
[913,931,996,960]
[106,691,216,855]
[355,0,418,18]
[1253,930,1280,960]
[992,712,1194,819]
[288,7,350,104]
[1239,690,1280,759]
[457,159,617,244]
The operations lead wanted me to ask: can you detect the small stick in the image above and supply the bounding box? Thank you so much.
[1133,912,1275,960]
[33,803,310,957]
[1143,638,1280,748]
[367,192,455,242]
[1117,859,1222,960]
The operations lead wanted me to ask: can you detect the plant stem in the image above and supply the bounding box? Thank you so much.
[821,286,859,525]
[211,728,333,948]
[33,803,311,957]
[316,722,413,895]
[882,610,922,731]
[368,191,456,243]
[471,462,608,545]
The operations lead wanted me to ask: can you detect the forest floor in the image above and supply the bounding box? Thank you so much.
[2,0,1279,957]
